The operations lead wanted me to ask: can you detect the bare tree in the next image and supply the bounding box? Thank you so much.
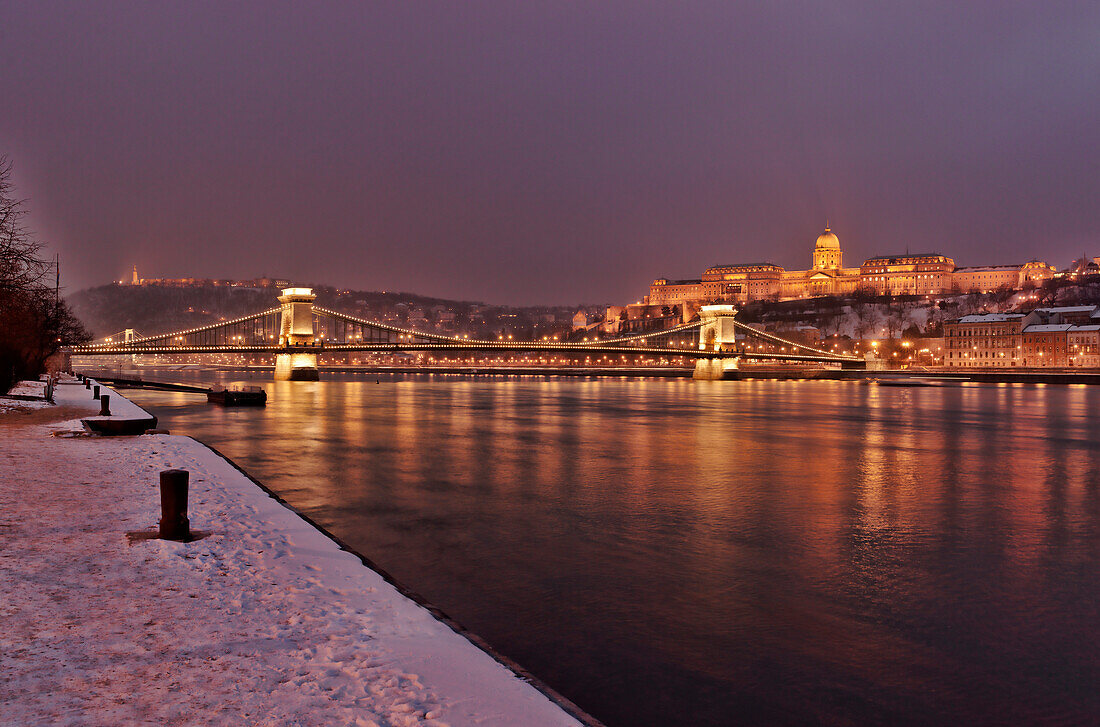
[1,156,90,392]
[0,156,48,293]
[885,303,908,338]
[852,300,878,339]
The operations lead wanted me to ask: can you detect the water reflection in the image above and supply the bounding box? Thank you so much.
[129,373,1100,726]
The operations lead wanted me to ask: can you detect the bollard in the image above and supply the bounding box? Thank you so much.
[159,469,190,540]
[85,379,91,389]
[93,385,100,399]
[99,394,111,416]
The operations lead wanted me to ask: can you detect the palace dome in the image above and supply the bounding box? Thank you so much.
[815,226,840,250]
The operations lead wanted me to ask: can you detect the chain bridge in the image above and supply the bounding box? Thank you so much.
[70,288,864,379]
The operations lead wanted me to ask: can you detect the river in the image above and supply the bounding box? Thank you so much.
[123,371,1100,726]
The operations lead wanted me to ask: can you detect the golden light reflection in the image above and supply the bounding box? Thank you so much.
[123,373,1100,719]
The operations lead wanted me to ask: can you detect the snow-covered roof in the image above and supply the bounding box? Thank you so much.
[653,278,701,286]
[706,262,783,270]
[957,313,1024,322]
[1035,306,1098,314]
[862,253,949,264]
[1069,325,1100,332]
[1024,324,1074,332]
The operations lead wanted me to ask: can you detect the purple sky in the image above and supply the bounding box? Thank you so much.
[3,2,1099,304]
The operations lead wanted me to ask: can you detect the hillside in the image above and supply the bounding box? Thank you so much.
[66,283,602,341]
[736,277,1100,339]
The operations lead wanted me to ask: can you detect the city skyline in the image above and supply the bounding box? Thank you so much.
[109,221,1091,308]
[4,2,1099,304]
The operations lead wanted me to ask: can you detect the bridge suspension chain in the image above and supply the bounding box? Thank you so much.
[75,306,288,351]
[732,321,857,361]
[313,306,488,345]
[578,321,704,348]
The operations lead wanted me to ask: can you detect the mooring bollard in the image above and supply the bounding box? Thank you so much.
[85,379,91,389]
[99,394,111,416]
[93,384,100,399]
[159,469,190,541]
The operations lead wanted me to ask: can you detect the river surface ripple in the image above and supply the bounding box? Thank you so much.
[126,373,1100,727]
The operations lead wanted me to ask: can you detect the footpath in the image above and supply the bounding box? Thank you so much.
[0,378,586,727]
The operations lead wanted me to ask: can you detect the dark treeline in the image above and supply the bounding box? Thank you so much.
[1,156,89,393]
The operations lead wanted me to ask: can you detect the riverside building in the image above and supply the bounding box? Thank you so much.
[942,313,1028,368]
[943,306,1100,368]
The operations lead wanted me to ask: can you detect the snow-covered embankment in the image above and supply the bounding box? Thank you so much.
[0,379,589,726]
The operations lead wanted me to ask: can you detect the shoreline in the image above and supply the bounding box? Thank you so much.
[195,437,605,727]
[1,378,599,726]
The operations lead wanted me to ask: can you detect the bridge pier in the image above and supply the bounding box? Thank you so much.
[693,357,741,380]
[863,352,886,371]
[274,353,320,381]
[275,288,320,380]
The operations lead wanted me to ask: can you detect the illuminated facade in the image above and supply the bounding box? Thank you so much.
[858,253,956,295]
[1068,326,1100,367]
[1021,324,1073,367]
[943,313,1028,367]
[646,226,1056,308]
[944,306,1100,368]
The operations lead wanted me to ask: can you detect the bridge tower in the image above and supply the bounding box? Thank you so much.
[275,287,320,381]
[124,328,136,366]
[693,305,741,380]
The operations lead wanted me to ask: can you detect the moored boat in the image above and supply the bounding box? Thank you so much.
[207,385,267,406]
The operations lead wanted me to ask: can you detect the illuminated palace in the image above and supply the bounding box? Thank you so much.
[646,226,1056,309]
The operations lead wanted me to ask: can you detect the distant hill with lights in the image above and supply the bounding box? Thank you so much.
[67,280,602,342]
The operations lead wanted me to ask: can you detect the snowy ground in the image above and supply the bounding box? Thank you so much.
[0,397,51,414]
[0,380,585,727]
[5,381,47,398]
[1,381,51,414]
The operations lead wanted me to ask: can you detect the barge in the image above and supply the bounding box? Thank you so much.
[206,385,268,406]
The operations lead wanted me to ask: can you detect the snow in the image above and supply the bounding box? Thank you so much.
[75,377,159,427]
[0,380,585,727]
[1035,305,1097,314]
[958,313,1025,323]
[1025,324,1074,332]
[0,397,51,414]
[6,380,47,398]
[1,380,51,414]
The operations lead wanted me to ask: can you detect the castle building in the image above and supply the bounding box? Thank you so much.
[646,226,1056,311]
